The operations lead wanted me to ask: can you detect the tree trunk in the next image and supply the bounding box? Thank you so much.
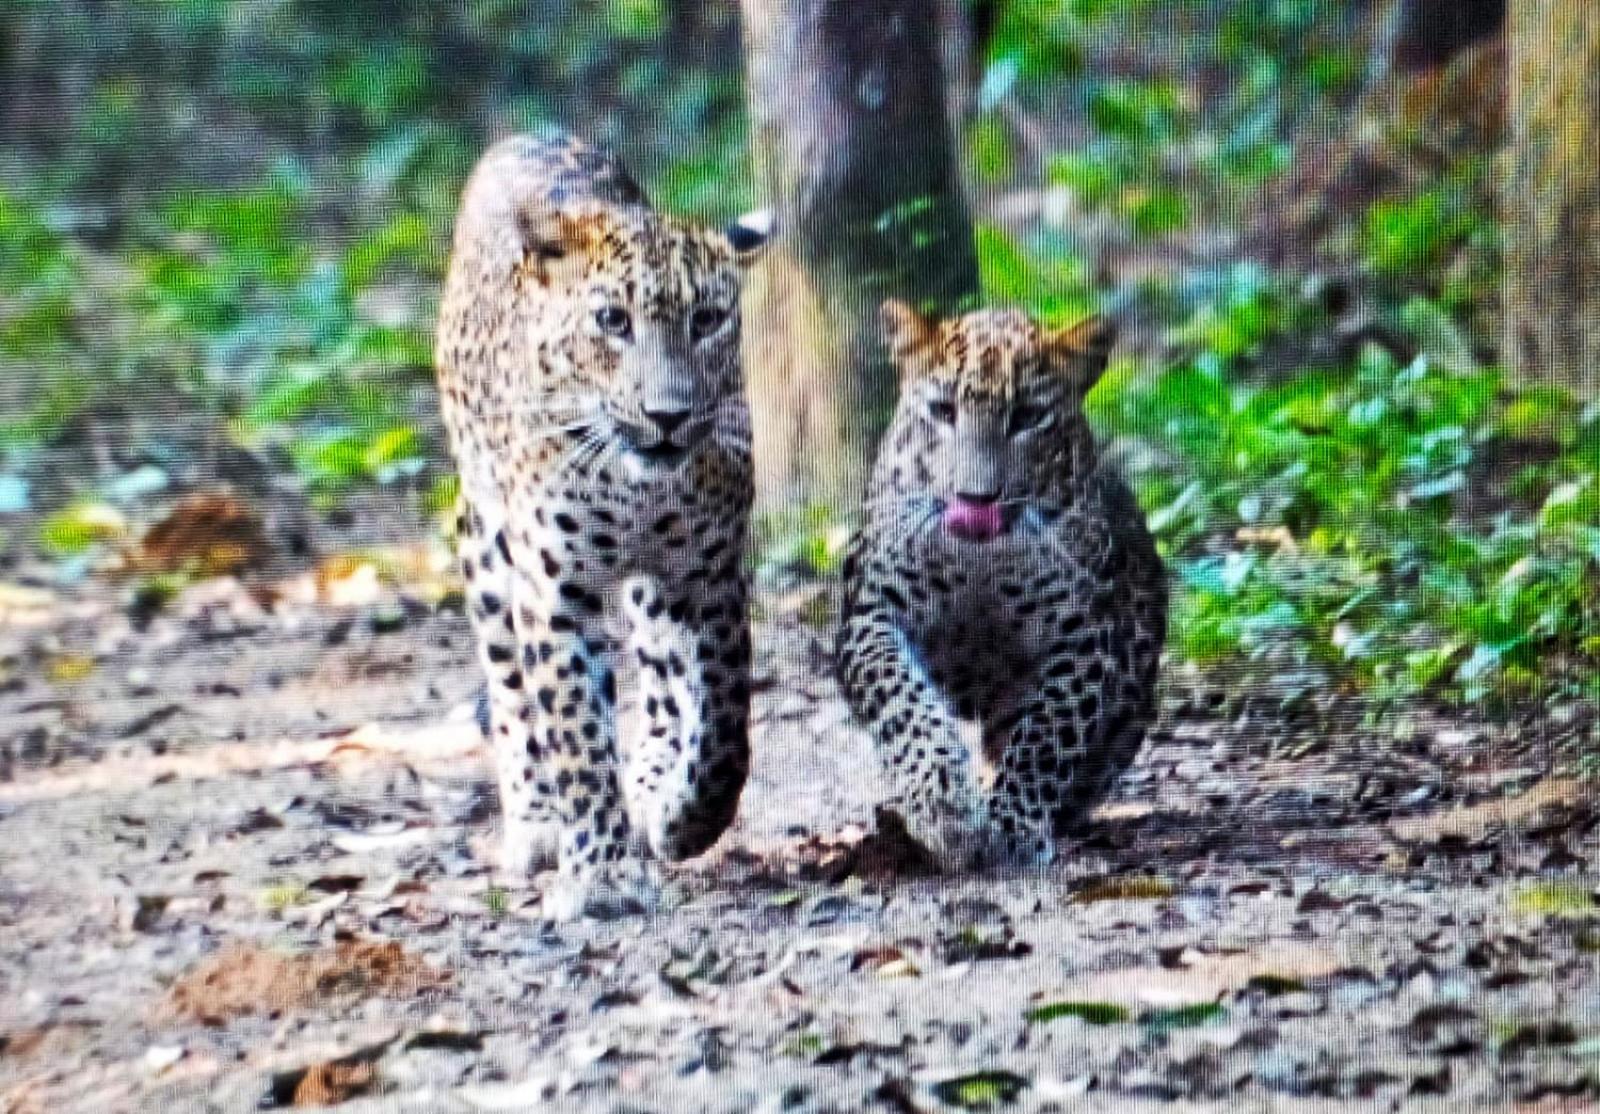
[740,0,980,507]
[1381,0,1503,75]
[1503,1,1600,390]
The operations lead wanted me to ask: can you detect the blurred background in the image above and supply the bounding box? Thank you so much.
[1,0,1596,724]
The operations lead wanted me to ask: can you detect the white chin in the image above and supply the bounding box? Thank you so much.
[622,448,685,482]
[622,452,651,483]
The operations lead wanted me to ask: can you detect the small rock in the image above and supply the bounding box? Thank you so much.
[143,1044,185,1073]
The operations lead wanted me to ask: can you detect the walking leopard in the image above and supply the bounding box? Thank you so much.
[836,300,1167,869]
[435,131,771,918]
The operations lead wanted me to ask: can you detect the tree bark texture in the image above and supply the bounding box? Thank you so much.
[1381,0,1503,74]
[1503,0,1600,391]
[740,0,980,507]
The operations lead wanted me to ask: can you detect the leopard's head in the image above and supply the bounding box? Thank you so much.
[875,301,1114,543]
[513,201,772,474]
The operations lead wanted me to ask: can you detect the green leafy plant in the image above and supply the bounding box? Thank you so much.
[1141,1002,1228,1030]
[932,1070,1030,1110]
[1025,1000,1131,1025]
[1089,296,1599,706]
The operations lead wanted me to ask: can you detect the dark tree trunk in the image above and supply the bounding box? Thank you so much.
[740,0,980,506]
[1502,0,1600,390]
[1382,0,1504,74]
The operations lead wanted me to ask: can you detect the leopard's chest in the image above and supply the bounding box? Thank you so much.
[513,447,750,597]
[859,510,1113,684]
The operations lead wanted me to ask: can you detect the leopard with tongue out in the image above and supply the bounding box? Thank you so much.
[836,300,1167,869]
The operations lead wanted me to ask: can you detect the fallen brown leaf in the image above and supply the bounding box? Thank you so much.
[137,492,268,578]
[291,1059,377,1107]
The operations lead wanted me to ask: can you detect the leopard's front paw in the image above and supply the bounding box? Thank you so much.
[981,801,1056,869]
[543,857,661,922]
[497,814,560,879]
[893,793,994,872]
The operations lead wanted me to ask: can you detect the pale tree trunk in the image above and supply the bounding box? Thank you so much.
[740,0,980,507]
[1503,1,1600,390]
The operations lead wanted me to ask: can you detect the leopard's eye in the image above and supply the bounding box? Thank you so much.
[689,304,728,341]
[1007,402,1049,436]
[595,305,632,338]
[928,399,957,425]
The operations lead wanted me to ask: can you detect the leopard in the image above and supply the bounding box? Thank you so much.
[836,299,1167,870]
[434,130,772,920]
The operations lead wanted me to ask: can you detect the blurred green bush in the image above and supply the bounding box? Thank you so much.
[1,0,1594,710]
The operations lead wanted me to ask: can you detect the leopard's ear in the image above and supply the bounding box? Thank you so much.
[880,299,938,377]
[725,208,775,267]
[1044,313,1116,394]
[512,204,608,284]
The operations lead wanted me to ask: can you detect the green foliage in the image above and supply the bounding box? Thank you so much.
[982,0,1088,91]
[979,0,1356,239]
[957,0,1596,713]
[5,0,1593,721]
[1088,279,1599,706]
[37,503,124,558]
[1140,1002,1228,1030]
[1363,188,1484,280]
[1171,264,1311,363]
[932,1070,1030,1109]
[1511,883,1599,919]
[1,0,749,508]
[0,177,437,499]
[0,191,95,453]
[974,224,1096,325]
[1087,79,1186,145]
[1026,1000,1131,1025]
[756,503,853,580]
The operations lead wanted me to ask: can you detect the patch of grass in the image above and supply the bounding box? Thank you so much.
[1511,882,1598,919]
[259,882,311,913]
[37,502,126,557]
[1141,1002,1228,1030]
[781,1032,826,1059]
[932,1070,1030,1109]
[1025,1000,1131,1025]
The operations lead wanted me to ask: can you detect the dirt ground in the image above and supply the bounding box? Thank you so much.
[4,552,1600,1113]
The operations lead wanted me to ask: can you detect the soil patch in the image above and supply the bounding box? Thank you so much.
[165,939,447,1025]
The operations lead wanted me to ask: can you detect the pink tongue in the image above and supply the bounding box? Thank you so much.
[943,498,1005,542]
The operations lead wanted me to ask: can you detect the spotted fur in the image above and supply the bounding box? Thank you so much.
[435,131,770,919]
[837,301,1167,868]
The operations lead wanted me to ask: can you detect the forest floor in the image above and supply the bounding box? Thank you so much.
[3,533,1600,1113]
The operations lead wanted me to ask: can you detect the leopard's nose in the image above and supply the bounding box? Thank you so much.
[643,407,691,440]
